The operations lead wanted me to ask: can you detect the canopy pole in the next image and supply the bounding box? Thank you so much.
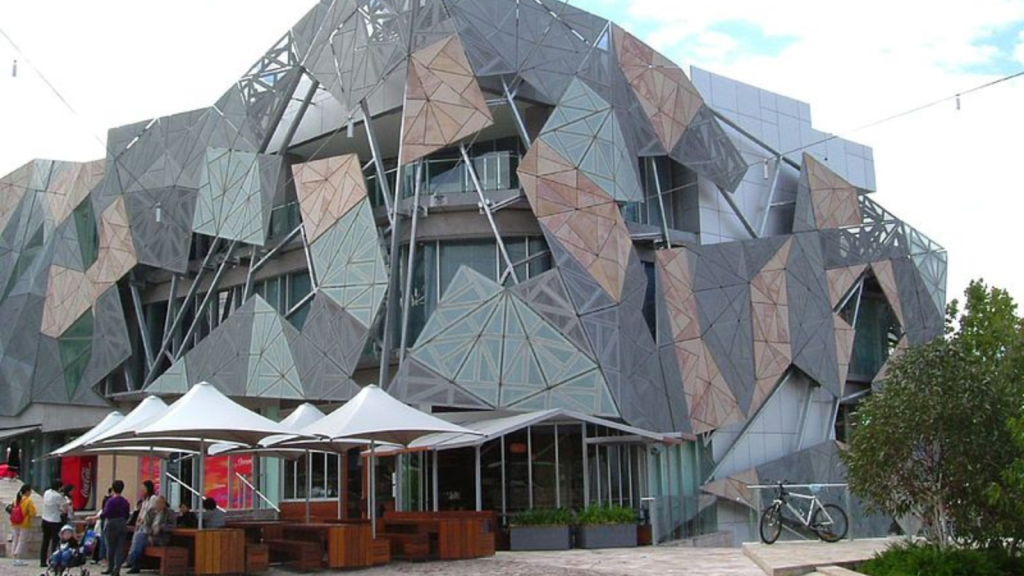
[369,441,377,539]
[305,450,312,524]
[475,445,482,512]
[432,450,439,513]
[337,453,343,519]
[198,438,205,530]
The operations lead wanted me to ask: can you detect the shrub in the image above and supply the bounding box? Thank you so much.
[859,541,1024,576]
[575,505,636,526]
[509,508,573,526]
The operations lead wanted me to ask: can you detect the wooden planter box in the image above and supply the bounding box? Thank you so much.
[576,524,638,549]
[509,525,572,551]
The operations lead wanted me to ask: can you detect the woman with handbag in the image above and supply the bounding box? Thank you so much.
[8,483,37,566]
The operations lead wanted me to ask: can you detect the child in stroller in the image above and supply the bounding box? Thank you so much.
[44,524,93,576]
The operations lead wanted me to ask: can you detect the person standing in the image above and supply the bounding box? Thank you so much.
[60,483,75,523]
[1,441,20,478]
[40,479,67,567]
[87,479,130,576]
[131,481,157,528]
[9,483,36,566]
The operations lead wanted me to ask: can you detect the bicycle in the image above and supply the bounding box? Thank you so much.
[759,481,849,544]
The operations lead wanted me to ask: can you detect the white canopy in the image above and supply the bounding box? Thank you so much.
[298,384,479,446]
[85,396,199,455]
[209,403,327,458]
[45,411,124,459]
[372,408,678,455]
[90,396,168,445]
[120,382,296,446]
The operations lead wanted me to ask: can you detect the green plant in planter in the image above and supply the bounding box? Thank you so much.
[575,505,637,526]
[510,507,574,526]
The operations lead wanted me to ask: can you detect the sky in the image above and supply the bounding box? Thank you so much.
[1,1,1023,307]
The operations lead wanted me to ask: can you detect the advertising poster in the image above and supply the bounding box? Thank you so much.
[204,455,229,509]
[139,456,162,494]
[60,456,96,510]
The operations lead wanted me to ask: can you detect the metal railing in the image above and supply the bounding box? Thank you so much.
[166,471,225,512]
[366,151,520,207]
[235,472,280,512]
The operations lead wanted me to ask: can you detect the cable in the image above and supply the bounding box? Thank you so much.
[780,69,1024,159]
[643,66,1024,203]
[5,9,1024,226]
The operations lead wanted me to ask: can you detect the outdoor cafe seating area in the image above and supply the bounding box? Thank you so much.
[48,382,497,574]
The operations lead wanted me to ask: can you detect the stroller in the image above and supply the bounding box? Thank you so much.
[43,525,94,576]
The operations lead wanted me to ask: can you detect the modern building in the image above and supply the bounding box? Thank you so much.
[0,0,945,543]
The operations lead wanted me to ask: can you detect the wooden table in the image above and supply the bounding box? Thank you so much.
[281,522,374,569]
[381,513,496,560]
[169,528,245,575]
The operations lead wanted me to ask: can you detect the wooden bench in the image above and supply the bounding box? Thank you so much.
[245,543,269,573]
[263,538,322,572]
[378,531,431,561]
[371,538,390,566]
[383,511,497,559]
[170,529,246,576]
[142,546,189,576]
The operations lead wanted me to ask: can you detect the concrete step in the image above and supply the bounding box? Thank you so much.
[816,567,865,576]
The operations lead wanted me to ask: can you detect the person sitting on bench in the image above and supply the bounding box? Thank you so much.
[126,496,169,574]
[200,497,225,529]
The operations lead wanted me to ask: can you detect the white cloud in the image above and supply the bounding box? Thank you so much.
[600,0,1024,305]
[1016,29,1024,63]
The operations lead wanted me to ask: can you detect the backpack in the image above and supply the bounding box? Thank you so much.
[10,500,25,524]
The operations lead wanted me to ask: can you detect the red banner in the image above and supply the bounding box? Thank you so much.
[231,456,253,510]
[140,456,161,494]
[204,455,229,509]
[61,456,96,511]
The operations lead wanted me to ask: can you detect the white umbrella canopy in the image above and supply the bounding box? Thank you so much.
[45,411,124,459]
[101,382,297,529]
[86,396,203,454]
[300,385,479,445]
[89,396,169,446]
[209,403,328,458]
[290,385,481,535]
[114,382,295,446]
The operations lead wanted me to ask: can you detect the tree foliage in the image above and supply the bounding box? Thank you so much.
[843,280,1024,547]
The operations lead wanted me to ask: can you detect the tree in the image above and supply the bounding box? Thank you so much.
[987,414,1024,554]
[842,280,1024,548]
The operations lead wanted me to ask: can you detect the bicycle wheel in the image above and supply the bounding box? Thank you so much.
[812,503,848,542]
[759,504,783,544]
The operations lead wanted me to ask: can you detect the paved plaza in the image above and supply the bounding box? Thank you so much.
[1,538,897,576]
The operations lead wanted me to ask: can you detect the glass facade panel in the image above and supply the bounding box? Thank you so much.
[283,452,342,501]
[530,426,558,508]
[504,428,530,512]
[439,240,497,295]
[268,201,301,242]
[505,238,528,287]
[73,201,99,268]
[479,440,503,512]
[287,270,313,329]
[850,294,900,379]
[557,425,584,509]
[528,237,551,278]
[642,261,657,337]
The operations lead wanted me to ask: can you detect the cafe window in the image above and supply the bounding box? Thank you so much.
[283,452,341,501]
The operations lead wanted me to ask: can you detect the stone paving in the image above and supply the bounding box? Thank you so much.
[0,538,896,576]
[743,538,897,576]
